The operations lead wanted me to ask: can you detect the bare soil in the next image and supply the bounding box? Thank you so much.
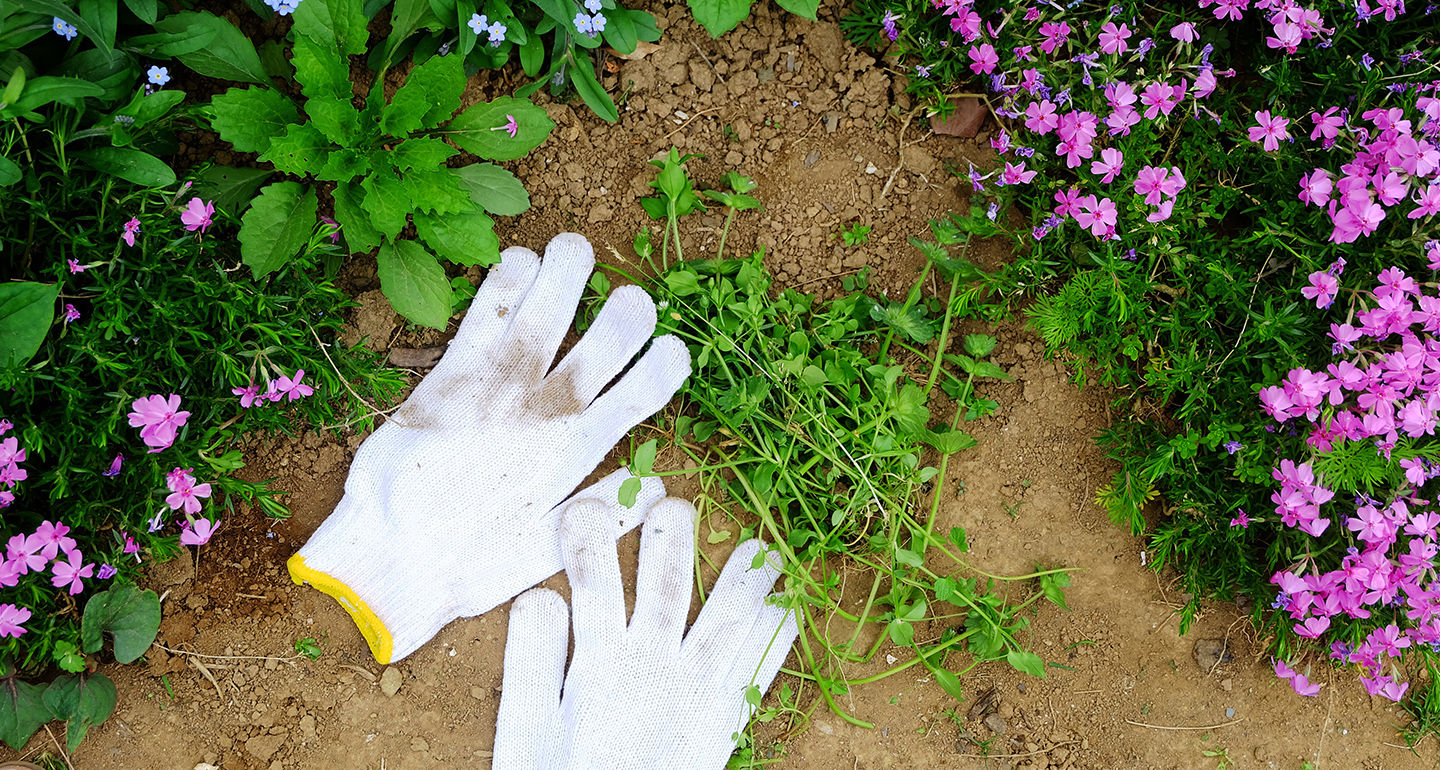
[4,1,1439,768]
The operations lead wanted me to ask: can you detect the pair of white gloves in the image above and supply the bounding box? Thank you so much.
[287,234,798,768]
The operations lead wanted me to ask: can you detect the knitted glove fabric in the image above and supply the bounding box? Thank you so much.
[494,497,799,770]
[287,233,691,664]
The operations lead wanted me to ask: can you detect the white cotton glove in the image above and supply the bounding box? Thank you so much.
[495,497,799,770]
[287,233,691,664]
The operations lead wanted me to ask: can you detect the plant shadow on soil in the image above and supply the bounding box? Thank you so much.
[4,0,1439,768]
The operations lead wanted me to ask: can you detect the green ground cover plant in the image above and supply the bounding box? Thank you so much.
[602,152,1072,763]
[844,0,1440,743]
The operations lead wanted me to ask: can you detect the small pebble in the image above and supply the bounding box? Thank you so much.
[1226,708,1235,718]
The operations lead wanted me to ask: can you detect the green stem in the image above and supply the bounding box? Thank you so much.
[923,272,963,396]
[717,206,736,260]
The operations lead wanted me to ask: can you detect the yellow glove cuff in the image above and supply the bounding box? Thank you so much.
[287,554,395,664]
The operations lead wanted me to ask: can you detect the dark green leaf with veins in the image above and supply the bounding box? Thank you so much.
[440,96,555,161]
[361,171,412,240]
[377,240,452,329]
[383,52,464,135]
[402,168,473,215]
[391,137,457,171]
[414,209,499,266]
[316,148,370,183]
[80,584,161,663]
[333,181,382,254]
[259,123,332,177]
[209,87,299,155]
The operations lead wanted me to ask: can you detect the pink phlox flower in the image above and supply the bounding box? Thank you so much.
[1169,22,1197,42]
[1249,110,1291,152]
[50,549,93,595]
[1058,138,1094,169]
[165,475,212,515]
[1230,509,1251,528]
[1331,199,1387,243]
[1105,81,1138,109]
[948,7,980,40]
[1024,99,1059,134]
[1038,20,1070,55]
[1298,169,1334,206]
[121,217,140,247]
[1361,674,1409,702]
[1098,22,1131,55]
[1406,512,1440,538]
[1146,199,1175,223]
[1090,148,1124,183]
[166,466,196,492]
[1193,69,1218,99]
[5,534,46,575]
[967,43,998,74]
[1369,624,1413,658]
[1375,266,1419,299]
[1372,171,1409,207]
[1309,107,1345,141]
[1211,0,1251,21]
[273,369,315,401]
[1300,270,1339,309]
[0,604,30,638]
[1133,165,1171,206]
[1266,20,1302,53]
[998,162,1036,186]
[1072,196,1118,239]
[1400,537,1438,577]
[1411,184,1440,219]
[1105,105,1142,137]
[127,393,190,452]
[233,382,262,408]
[180,198,215,234]
[1290,672,1322,697]
[1260,385,1295,421]
[1053,188,1084,219]
[0,559,20,588]
[1347,504,1397,544]
[1273,658,1298,680]
[490,114,518,138]
[180,518,221,546]
[1294,615,1330,637]
[1017,68,1043,94]
[30,520,75,561]
[1139,81,1181,120]
[1158,166,1187,197]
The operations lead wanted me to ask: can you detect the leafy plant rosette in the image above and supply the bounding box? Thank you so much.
[206,0,557,330]
[0,156,401,750]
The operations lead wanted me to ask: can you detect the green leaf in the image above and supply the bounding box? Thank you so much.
[2,68,23,107]
[292,0,369,55]
[934,668,965,702]
[0,156,19,188]
[125,25,218,57]
[632,439,658,475]
[11,0,110,51]
[414,209,498,266]
[384,51,464,134]
[381,0,442,69]
[600,8,637,54]
[333,180,382,253]
[1006,649,1047,678]
[886,619,914,647]
[801,364,827,387]
[663,269,700,297]
[43,674,117,753]
[0,282,57,367]
[155,12,269,85]
[292,29,353,103]
[193,166,273,218]
[921,427,977,455]
[893,548,923,568]
[1040,571,1071,612]
[685,0,751,37]
[933,576,957,602]
[518,28,543,76]
[238,182,319,278]
[80,584,161,663]
[618,476,642,508]
[893,382,928,435]
[0,668,50,751]
[316,148,370,183]
[963,334,997,357]
[259,122,332,177]
[870,302,935,343]
[568,54,617,123]
[77,0,117,50]
[706,529,732,544]
[451,163,529,216]
[210,87,299,154]
[773,0,817,18]
[377,239,452,329]
[402,167,471,215]
[361,171,412,240]
[440,95,555,161]
[391,137,457,170]
[948,526,968,554]
[52,641,84,673]
[122,0,157,23]
[12,76,105,113]
[73,147,174,187]
[307,93,361,146]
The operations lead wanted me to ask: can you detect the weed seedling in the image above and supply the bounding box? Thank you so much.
[841,222,871,246]
[294,637,324,661]
[1202,748,1232,769]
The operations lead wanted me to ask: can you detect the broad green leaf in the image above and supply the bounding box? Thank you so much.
[53,642,84,673]
[307,93,361,146]
[706,529,732,544]
[210,86,299,154]
[949,526,968,553]
[921,428,977,455]
[0,156,19,187]
[125,26,218,56]
[316,148,370,182]
[600,9,637,54]
[13,77,104,113]
[518,27,543,76]
[0,282,57,367]
[1006,649,1047,678]
[11,0,110,51]
[963,334,997,357]
[259,40,295,83]
[886,619,914,647]
[801,364,827,387]
[402,167,471,215]
[774,0,818,19]
[892,382,928,435]
[122,0,156,22]
[77,0,117,50]
[441,95,555,161]
[894,548,923,568]
[933,576,957,602]
[361,171,413,240]
[382,0,441,68]
[384,51,463,135]
[259,122,332,177]
[631,9,661,41]
[391,137,457,170]
[42,674,117,753]
[568,54,617,123]
[193,166,273,217]
[377,239,452,329]
[870,302,935,344]
[451,163,529,216]
[1040,571,1072,612]
[74,147,174,186]
[934,668,965,702]
[933,257,984,282]
[633,438,658,475]
[49,50,131,103]
[618,476,641,508]
[107,89,185,135]
[333,180,382,253]
[155,12,269,85]
[292,32,353,106]
[238,182,319,277]
[292,0,369,55]
[413,209,498,266]
[455,0,477,57]
[663,269,700,297]
[685,0,751,37]
[2,68,23,107]
[80,584,160,663]
[0,669,49,751]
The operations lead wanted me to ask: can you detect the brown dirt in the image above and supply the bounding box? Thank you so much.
[4,1,1439,768]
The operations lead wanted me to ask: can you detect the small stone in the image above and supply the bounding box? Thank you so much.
[204,753,219,765]
[825,112,841,133]
[817,722,834,735]
[587,205,613,223]
[299,715,317,741]
[1193,639,1234,671]
[411,737,430,752]
[194,765,219,770]
[998,702,1015,718]
[931,97,986,138]
[245,730,287,762]
[1221,678,1233,692]
[380,667,402,697]
[983,713,1007,734]
[471,687,485,700]
[1226,707,1236,718]
[805,151,820,168]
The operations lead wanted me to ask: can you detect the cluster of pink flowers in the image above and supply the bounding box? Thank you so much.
[148,468,220,546]
[0,421,24,508]
[127,393,190,453]
[231,369,315,408]
[1255,261,1440,700]
[1199,0,1333,54]
[0,522,135,636]
[1292,100,1440,244]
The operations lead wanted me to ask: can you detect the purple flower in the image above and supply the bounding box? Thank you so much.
[180,198,214,234]
[1361,53,1374,71]
[121,217,140,247]
[881,9,898,41]
[97,564,117,579]
[127,394,190,452]
[63,304,80,323]
[1230,509,1250,528]
[915,64,931,78]
[1224,440,1243,455]
[102,453,124,477]
[68,259,87,273]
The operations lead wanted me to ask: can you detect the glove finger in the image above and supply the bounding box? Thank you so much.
[560,498,628,658]
[494,588,568,770]
[681,538,784,665]
[574,334,690,442]
[629,497,696,653]
[719,595,800,701]
[540,286,658,414]
[496,233,594,383]
[448,246,541,359]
